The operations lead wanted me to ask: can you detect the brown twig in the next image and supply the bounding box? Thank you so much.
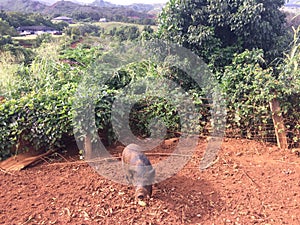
[145,153,191,157]
[0,167,16,176]
[181,207,185,224]
[242,169,261,188]
[85,156,121,163]
[54,152,70,162]
[77,153,191,163]
[274,160,299,165]
[37,155,51,165]
[41,152,194,167]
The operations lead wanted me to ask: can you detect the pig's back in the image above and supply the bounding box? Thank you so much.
[122,144,151,166]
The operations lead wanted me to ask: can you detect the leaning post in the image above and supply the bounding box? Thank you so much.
[269,98,288,150]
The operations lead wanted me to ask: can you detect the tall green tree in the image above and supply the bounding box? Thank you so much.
[157,0,288,70]
[0,18,17,36]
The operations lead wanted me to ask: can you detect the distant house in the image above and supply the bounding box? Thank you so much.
[99,18,107,22]
[17,26,59,35]
[128,16,140,20]
[52,16,73,24]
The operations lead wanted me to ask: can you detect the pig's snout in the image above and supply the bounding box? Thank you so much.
[137,192,145,200]
[135,187,150,200]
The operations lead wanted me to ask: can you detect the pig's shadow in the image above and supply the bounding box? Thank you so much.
[153,175,222,222]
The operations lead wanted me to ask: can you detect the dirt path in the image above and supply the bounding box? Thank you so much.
[1,139,299,224]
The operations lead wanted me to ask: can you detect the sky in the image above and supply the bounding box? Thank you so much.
[79,0,168,5]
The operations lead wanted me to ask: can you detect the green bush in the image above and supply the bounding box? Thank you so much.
[0,35,12,46]
[276,27,300,147]
[0,41,82,160]
[222,49,276,139]
[222,46,300,147]
[0,88,74,161]
[109,25,140,41]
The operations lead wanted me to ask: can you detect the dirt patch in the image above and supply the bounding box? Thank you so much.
[1,138,300,224]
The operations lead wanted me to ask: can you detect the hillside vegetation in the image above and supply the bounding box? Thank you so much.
[0,0,161,25]
[0,0,299,162]
[0,0,47,12]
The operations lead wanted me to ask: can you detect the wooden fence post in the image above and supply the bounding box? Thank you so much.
[84,133,92,160]
[269,98,288,150]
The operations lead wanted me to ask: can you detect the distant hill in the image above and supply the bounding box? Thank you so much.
[35,0,93,5]
[0,0,162,25]
[126,3,164,13]
[43,0,83,15]
[0,0,164,14]
[37,0,63,5]
[90,0,115,7]
[0,0,47,13]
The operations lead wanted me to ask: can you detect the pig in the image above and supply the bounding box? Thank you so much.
[122,143,155,200]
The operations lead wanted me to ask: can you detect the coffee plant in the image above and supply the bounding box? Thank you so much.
[221,49,276,140]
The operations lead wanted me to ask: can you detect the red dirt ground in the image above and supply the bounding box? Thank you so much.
[1,138,300,224]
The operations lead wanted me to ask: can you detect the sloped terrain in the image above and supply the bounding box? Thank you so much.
[1,138,299,224]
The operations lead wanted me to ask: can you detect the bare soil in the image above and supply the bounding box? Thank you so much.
[1,138,300,224]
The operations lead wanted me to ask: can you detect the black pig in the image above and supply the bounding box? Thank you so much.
[122,143,155,200]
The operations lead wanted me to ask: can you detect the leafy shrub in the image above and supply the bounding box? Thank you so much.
[64,24,102,39]
[2,44,35,65]
[222,46,300,147]
[0,41,82,160]
[0,35,12,46]
[0,86,75,161]
[276,27,300,147]
[35,33,54,47]
[109,25,140,41]
[222,49,276,140]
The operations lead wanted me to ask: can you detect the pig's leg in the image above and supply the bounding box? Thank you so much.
[125,169,134,184]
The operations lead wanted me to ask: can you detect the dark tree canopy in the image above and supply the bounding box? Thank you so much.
[157,0,288,69]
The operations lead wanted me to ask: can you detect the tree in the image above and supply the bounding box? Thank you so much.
[4,12,34,28]
[54,21,69,31]
[28,13,54,27]
[109,25,141,41]
[157,0,288,70]
[0,10,8,21]
[0,18,17,36]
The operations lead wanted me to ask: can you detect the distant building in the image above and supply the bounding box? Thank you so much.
[99,18,107,22]
[17,26,59,35]
[52,16,73,24]
[128,16,140,20]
